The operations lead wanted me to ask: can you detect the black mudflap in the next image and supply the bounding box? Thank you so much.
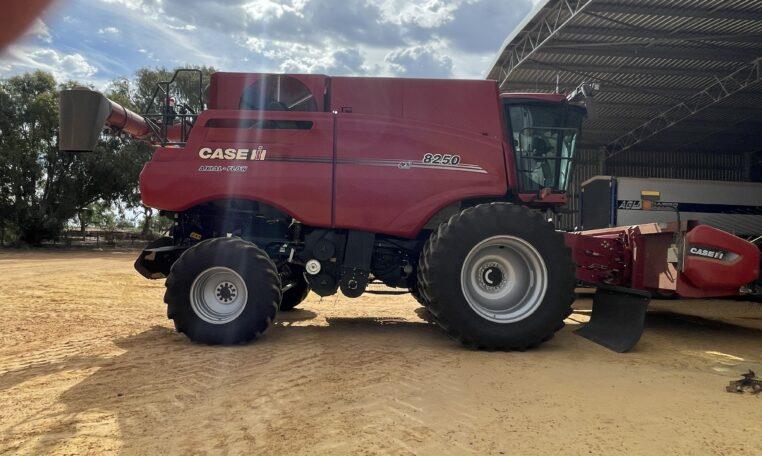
[574,285,650,353]
[134,243,187,279]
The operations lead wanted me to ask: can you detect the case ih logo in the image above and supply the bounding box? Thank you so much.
[198,146,267,161]
[688,246,726,260]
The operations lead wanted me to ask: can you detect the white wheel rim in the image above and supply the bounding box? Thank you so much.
[189,267,248,324]
[460,235,548,323]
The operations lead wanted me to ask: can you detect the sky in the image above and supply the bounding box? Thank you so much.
[0,0,540,89]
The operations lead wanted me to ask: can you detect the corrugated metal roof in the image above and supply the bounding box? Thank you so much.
[486,0,762,158]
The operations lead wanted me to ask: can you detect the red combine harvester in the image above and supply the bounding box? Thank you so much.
[59,70,760,352]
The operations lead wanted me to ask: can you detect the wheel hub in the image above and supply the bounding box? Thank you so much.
[215,282,237,303]
[460,235,548,323]
[478,262,506,291]
[190,267,248,324]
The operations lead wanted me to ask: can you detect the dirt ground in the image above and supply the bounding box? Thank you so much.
[1,250,761,455]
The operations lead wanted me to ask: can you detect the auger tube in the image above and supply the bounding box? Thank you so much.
[59,87,152,152]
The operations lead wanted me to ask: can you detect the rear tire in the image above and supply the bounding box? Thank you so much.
[164,237,281,344]
[417,202,575,350]
[280,273,310,311]
[410,286,428,306]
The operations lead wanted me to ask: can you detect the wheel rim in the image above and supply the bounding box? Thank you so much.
[189,267,248,324]
[460,235,548,323]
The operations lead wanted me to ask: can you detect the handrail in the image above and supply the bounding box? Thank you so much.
[142,69,204,146]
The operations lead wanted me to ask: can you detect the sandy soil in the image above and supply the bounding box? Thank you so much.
[1,250,761,455]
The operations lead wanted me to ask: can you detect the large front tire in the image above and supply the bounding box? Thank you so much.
[417,203,575,350]
[164,237,281,344]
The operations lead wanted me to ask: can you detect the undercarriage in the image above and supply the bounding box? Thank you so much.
[135,199,426,299]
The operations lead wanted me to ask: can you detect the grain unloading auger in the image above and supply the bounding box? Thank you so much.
[59,69,203,151]
[59,70,760,352]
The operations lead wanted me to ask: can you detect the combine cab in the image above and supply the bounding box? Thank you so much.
[59,71,759,352]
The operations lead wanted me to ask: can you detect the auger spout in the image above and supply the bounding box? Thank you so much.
[59,87,153,152]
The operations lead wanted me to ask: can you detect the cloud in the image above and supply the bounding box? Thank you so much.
[325,48,367,74]
[151,0,532,76]
[2,45,98,82]
[436,0,534,52]
[25,19,53,43]
[166,24,197,31]
[242,0,303,22]
[98,26,120,34]
[385,44,453,77]
[137,48,159,62]
[100,0,159,14]
[0,0,538,84]
[31,49,97,79]
[280,47,370,75]
[237,0,406,49]
[390,0,461,29]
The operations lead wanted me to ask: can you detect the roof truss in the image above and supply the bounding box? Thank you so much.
[496,0,595,88]
[606,58,762,158]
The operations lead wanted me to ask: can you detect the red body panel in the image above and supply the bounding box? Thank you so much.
[329,77,508,236]
[564,222,760,298]
[678,225,760,297]
[564,231,632,286]
[333,114,507,236]
[140,73,514,238]
[141,110,335,228]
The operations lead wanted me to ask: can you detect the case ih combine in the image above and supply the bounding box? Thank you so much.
[59,70,760,352]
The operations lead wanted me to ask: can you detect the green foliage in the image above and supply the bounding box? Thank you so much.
[0,71,69,244]
[0,65,216,245]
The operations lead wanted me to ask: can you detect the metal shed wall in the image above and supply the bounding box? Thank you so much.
[561,148,746,229]
[486,0,762,230]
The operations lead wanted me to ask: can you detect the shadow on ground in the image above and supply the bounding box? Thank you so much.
[3,306,760,454]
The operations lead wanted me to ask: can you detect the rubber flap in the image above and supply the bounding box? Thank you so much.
[574,286,650,353]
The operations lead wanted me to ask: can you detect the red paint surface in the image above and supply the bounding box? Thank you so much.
[105,98,153,138]
[141,74,526,238]
[564,223,760,298]
[141,110,335,228]
[678,224,760,297]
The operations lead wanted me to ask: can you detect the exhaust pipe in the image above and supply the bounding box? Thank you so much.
[59,87,152,152]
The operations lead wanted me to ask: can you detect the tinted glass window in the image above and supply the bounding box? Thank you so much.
[506,103,584,192]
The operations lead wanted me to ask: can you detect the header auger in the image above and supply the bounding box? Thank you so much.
[59,70,759,352]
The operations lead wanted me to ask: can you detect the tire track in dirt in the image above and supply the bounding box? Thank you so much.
[4,326,333,454]
[2,251,762,455]
[289,318,484,455]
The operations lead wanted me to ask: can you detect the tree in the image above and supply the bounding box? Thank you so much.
[0,72,144,244]
[0,71,66,244]
[106,66,216,236]
[0,65,217,245]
